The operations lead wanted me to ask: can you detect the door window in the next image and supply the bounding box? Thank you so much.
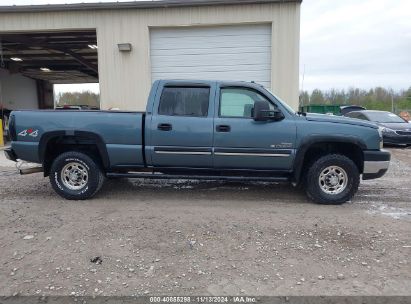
[158,87,210,117]
[219,88,275,118]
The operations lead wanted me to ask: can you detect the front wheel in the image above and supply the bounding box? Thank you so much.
[49,151,105,200]
[305,154,360,205]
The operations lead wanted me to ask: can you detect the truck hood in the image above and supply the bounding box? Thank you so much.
[305,113,378,129]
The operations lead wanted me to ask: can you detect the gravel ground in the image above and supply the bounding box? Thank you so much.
[0,148,410,296]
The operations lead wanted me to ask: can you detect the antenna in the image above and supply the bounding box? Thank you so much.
[300,64,306,107]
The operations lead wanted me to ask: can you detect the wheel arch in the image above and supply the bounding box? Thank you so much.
[39,130,110,176]
[293,135,366,184]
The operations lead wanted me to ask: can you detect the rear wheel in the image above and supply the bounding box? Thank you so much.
[49,151,105,200]
[305,154,359,205]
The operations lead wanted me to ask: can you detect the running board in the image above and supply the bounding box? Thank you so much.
[19,166,44,175]
[106,172,289,182]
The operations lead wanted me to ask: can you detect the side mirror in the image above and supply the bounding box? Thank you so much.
[253,101,284,121]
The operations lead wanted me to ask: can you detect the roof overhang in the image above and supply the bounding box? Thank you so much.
[0,0,302,13]
[0,30,98,84]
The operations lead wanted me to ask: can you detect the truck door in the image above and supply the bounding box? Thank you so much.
[147,83,215,168]
[213,86,296,170]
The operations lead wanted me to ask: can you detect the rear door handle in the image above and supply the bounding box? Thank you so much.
[158,123,172,131]
[216,125,231,132]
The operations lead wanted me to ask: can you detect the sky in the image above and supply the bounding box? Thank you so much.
[1,0,411,94]
[300,0,411,92]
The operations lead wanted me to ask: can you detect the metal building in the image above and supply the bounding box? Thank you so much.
[0,0,301,111]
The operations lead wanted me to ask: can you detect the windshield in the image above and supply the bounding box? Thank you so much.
[263,88,296,115]
[365,112,405,123]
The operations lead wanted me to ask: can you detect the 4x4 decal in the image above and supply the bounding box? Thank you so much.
[18,129,39,137]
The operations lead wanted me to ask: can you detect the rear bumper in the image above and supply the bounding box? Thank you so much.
[362,150,390,180]
[4,148,17,162]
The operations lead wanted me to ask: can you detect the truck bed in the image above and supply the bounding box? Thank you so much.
[10,110,145,167]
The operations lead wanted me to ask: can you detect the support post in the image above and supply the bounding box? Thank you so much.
[0,119,4,147]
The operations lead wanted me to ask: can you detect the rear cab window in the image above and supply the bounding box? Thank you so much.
[158,87,210,117]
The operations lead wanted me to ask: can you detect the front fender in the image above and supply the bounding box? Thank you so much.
[292,135,367,184]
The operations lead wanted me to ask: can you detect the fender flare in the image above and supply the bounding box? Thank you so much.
[293,135,367,184]
[38,130,110,169]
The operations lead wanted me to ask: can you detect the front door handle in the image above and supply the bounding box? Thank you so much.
[158,123,172,131]
[216,125,231,132]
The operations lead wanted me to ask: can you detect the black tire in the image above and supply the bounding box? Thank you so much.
[305,154,360,205]
[49,151,105,200]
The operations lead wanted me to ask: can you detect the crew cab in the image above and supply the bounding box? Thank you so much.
[5,80,390,204]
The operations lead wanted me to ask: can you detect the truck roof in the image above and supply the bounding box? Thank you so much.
[157,79,266,88]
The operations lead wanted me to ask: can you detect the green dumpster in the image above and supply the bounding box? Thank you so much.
[300,104,342,115]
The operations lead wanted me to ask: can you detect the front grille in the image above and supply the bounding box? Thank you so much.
[395,130,411,136]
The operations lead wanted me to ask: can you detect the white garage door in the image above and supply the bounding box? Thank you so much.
[150,24,272,88]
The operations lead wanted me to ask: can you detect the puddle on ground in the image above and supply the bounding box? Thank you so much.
[367,204,411,220]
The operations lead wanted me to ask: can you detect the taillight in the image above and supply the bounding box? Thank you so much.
[8,113,17,141]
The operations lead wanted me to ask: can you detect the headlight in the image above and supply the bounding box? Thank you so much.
[379,126,395,134]
[378,126,384,137]
[377,127,384,149]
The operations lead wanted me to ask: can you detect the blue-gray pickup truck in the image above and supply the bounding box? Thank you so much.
[5,80,390,204]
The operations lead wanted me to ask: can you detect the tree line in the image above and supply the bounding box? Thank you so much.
[55,87,411,113]
[55,91,100,108]
[300,87,411,112]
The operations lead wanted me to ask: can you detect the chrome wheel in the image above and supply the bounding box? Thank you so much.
[318,166,348,195]
[61,162,88,190]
